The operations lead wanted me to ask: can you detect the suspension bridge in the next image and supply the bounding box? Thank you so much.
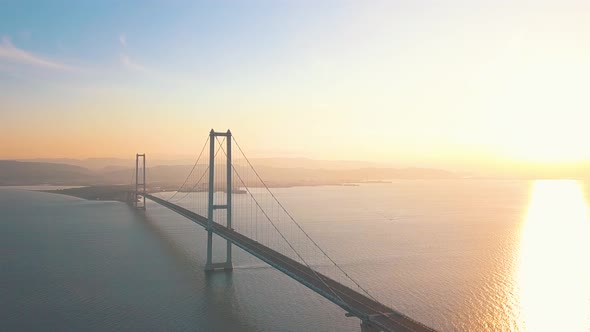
[129,129,437,332]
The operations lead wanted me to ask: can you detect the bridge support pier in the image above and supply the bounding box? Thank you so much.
[360,320,382,332]
[205,230,233,271]
[205,129,233,272]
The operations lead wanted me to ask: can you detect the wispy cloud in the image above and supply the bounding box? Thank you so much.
[120,54,148,72]
[119,34,127,47]
[118,33,150,73]
[0,36,72,70]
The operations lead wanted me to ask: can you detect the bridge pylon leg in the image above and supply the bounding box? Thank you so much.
[204,129,233,272]
[205,230,232,271]
[134,153,146,210]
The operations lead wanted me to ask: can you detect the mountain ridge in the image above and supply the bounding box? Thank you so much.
[0,160,458,187]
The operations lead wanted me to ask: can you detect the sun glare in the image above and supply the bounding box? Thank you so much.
[517,180,590,331]
[504,132,590,164]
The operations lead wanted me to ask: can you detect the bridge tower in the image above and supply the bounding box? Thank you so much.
[205,129,233,271]
[134,153,146,210]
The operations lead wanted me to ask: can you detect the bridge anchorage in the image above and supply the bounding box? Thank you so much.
[131,129,437,332]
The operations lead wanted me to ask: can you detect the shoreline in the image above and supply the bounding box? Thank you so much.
[30,178,495,202]
[37,182,368,202]
[41,185,132,202]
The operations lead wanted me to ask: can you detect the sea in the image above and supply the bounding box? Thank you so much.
[1,180,589,331]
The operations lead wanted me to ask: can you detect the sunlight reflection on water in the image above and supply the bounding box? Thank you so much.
[517,180,590,331]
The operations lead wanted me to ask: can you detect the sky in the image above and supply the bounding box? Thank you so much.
[1,0,589,174]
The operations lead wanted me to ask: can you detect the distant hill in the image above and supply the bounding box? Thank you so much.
[1,160,459,187]
[19,158,136,170]
[18,157,383,170]
[0,161,98,185]
[245,157,383,170]
[17,158,192,171]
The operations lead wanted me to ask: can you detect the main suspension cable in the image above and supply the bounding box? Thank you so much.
[232,135,379,303]
[164,136,210,202]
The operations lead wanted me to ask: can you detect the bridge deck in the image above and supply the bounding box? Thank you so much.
[142,193,436,332]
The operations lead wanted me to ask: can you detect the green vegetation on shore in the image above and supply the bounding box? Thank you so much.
[43,185,133,202]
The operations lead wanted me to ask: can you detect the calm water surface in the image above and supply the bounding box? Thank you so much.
[1,180,589,331]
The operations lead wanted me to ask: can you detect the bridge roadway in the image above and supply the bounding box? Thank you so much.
[141,193,436,332]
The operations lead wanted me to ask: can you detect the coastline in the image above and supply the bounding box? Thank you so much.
[40,185,132,202]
